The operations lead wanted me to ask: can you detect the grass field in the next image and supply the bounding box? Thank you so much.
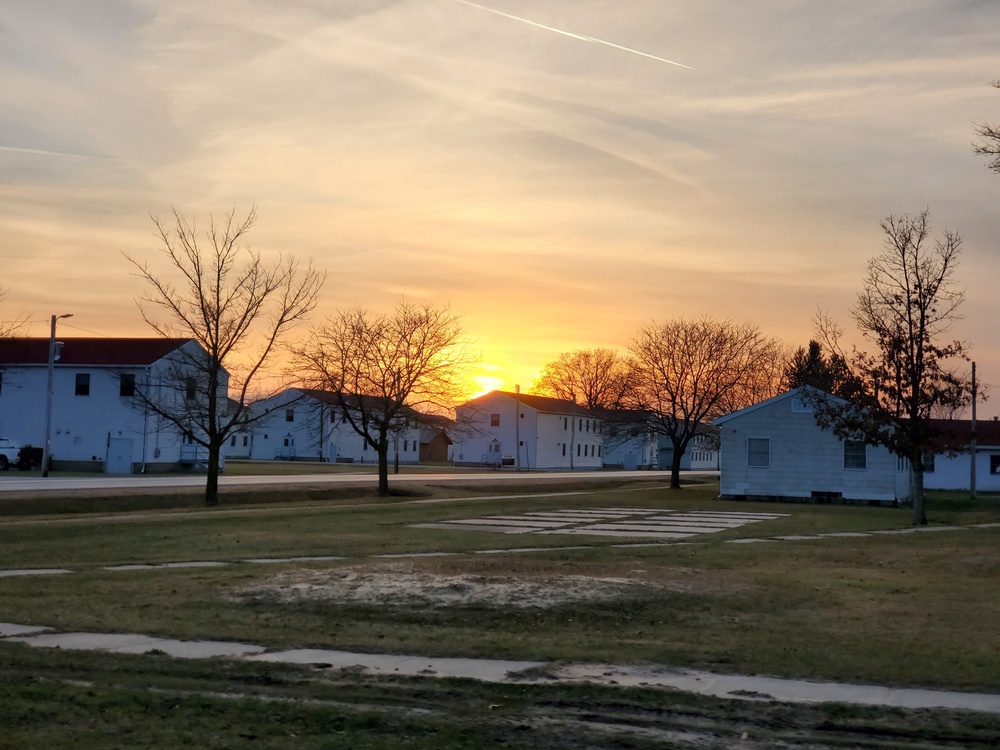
[2,477,999,747]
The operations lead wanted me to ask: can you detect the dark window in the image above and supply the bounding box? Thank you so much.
[119,373,135,397]
[577,444,581,457]
[563,417,568,430]
[747,438,769,468]
[75,373,90,396]
[844,440,867,470]
[990,454,1000,474]
[562,443,566,456]
[285,409,294,422]
[230,435,237,447]
[490,413,500,427]
[242,435,248,447]
[598,445,602,457]
[184,378,196,400]
[922,453,935,473]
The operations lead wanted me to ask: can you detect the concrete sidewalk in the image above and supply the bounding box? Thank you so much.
[4,621,999,714]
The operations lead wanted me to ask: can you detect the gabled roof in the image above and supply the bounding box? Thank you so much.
[292,388,426,421]
[928,418,1000,450]
[459,390,598,417]
[0,337,195,367]
[713,387,841,426]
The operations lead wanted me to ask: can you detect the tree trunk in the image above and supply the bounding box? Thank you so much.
[911,461,927,526]
[669,441,684,489]
[377,440,390,497]
[205,443,221,507]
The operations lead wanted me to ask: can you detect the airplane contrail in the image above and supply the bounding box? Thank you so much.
[451,0,693,70]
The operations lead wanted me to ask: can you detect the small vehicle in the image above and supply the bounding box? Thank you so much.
[0,437,19,471]
[0,439,43,471]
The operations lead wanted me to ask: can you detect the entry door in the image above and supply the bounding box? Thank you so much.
[107,438,133,474]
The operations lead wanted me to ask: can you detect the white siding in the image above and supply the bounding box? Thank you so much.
[717,391,904,503]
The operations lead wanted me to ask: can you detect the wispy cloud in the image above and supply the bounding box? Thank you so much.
[449,0,693,69]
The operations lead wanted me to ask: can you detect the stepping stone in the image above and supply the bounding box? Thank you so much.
[0,568,72,577]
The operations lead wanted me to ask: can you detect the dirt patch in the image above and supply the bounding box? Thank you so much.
[232,562,678,609]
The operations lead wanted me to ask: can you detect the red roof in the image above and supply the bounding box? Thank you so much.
[928,418,1000,450]
[0,338,193,366]
[462,390,594,416]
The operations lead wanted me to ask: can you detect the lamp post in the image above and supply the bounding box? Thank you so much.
[41,313,73,477]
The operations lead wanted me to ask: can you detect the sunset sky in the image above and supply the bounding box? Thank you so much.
[2,1,999,411]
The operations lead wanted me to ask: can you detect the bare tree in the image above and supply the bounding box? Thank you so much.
[974,79,1000,173]
[124,206,325,506]
[629,315,782,489]
[294,302,472,496]
[810,209,971,525]
[530,348,636,410]
[0,287,29,338]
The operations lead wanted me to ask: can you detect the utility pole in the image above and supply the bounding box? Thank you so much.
[41,313,72,477]
[514,385,521,471]
[970,361,977,499]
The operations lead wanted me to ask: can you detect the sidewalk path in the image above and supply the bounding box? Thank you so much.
[3,621,999,714]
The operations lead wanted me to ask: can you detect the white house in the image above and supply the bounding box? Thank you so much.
[713,388,910,505]
[601,411,719,471]
[233,388,423,465]
[922,418,1000,492]
[452,391,604,470]
[0,337,223,473]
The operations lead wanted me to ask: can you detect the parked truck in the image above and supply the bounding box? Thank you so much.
[0,438,44,471]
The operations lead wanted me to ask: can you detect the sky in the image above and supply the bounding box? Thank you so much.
[1,1,999,411]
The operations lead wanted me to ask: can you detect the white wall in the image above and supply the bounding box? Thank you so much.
[717,392,904,503]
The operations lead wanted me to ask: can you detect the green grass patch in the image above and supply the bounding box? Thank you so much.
[2,643,999,749]
[0,482,999,692]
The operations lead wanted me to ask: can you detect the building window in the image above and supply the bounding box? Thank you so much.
[990,454,1000,475]
[577,444,581,457]
[843,440,867,470]
[285,409,294,422]
[747,438,769,468]
[563,417,568,430]
[403,440,408,452]
[185,377,196,401]
[118,374,136,397]
[490,413,500,427]
[598,445,602,457]
[230,435,237,447]
[242,435,249,447]
[921,453,935,473]
[562,443,566,456]
[75,373,90,396]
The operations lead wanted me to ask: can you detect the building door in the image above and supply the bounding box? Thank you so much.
[107,438,133,475]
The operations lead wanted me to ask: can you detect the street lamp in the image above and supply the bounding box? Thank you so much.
[41,313,73,477]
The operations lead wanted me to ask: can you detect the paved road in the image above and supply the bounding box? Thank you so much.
[0,469,714,493]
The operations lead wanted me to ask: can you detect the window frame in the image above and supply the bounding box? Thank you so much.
[746,437,770,468]
[843,440,868,470]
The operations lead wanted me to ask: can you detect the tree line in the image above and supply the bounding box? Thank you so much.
[1,79,994,512]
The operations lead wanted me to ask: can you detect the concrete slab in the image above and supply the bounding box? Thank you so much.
[105,564,158,571]
[475,546,595,554]
[374,552,458,559]
[868,528,919,535]
[0,568,73,577]
[9,631,266,658]
[248,648,544,682]
[539,528,693,539]
[160,561,229,569]
[6,620,1000,714]
[242,556,346,564]
[774,535,823,541]
[817,532,871,538]
[726,538,774,544]
[0,622,54,637]
[554,664,1000,712]
[415,522,533,534]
